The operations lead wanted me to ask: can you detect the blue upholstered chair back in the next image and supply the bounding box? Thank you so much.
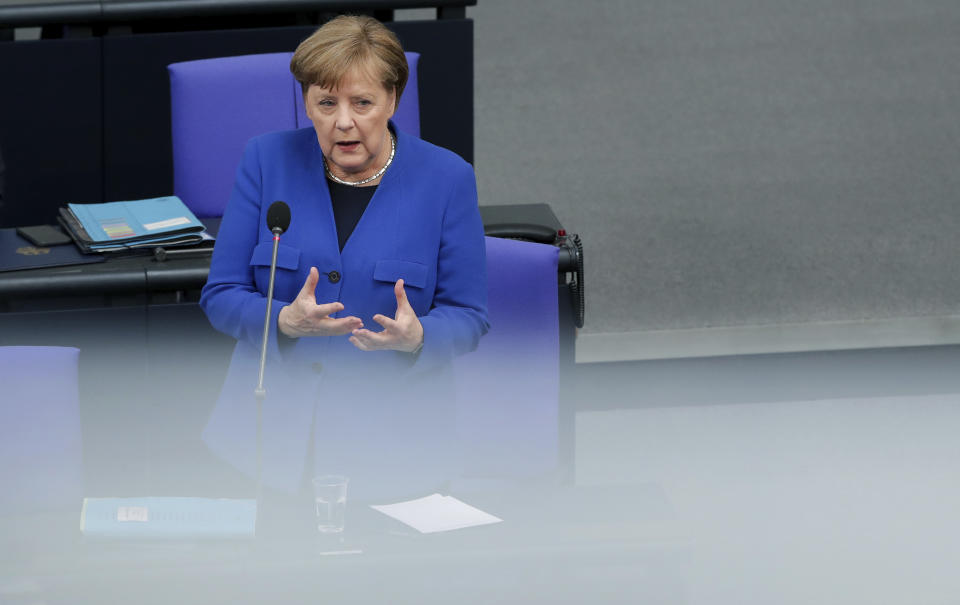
[455,237,560,481]
[0,346,83,514]
[168,52,420,218]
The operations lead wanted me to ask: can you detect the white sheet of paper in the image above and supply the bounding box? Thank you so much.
[370,493,503,534]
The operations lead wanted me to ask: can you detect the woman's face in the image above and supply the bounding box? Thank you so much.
[305,68,396,181]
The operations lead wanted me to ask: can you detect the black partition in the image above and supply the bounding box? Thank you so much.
[0,0,470,25]
[0,37,102,226]
[0,1,474,227]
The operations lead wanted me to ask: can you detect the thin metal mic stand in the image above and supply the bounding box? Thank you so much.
[257,228,283,399]
[254,226,283,536]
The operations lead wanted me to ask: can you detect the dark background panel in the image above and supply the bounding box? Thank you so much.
[391,19,473,165]
[0,37,102,227]
[101,25,321,202]
[0,0,474,26]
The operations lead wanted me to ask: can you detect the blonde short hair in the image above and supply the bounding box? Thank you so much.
[290,15,408,111]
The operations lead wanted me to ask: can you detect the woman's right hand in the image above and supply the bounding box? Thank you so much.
[278,267,363,338]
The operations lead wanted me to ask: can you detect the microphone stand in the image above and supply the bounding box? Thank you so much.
[254,227,283,537]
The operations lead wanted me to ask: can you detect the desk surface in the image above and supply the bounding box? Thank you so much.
[0,251,210,299]
[0,204,569,306]
[1,484,686,604]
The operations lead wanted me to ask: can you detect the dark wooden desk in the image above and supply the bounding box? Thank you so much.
[1,484,688,604]
[1,205,575,309]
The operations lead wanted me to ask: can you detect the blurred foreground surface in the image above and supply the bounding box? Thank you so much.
[3,345,960,604]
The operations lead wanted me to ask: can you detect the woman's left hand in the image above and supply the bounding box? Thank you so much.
[349,279,424,353]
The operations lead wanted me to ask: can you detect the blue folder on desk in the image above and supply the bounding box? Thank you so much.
[62,196,206,252]
[81,497,256,539]
[0,228,106,272]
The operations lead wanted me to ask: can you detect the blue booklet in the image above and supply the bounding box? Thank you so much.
[81,497,257,539]
[62,196,205,251]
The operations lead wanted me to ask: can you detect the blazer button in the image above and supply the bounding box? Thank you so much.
[327,270,341,284]
[311,362,324,374]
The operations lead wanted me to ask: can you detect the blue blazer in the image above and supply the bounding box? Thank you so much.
[200,125,489,495]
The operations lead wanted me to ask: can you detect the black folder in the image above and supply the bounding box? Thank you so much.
[0,228,106,272]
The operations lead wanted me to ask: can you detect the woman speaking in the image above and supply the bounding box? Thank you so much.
[200,15,489,500]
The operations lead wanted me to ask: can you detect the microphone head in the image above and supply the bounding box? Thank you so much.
[266,201,291,234]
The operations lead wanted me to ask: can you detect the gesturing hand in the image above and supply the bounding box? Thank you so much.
[349,279,424,353]
[278,267,363,338]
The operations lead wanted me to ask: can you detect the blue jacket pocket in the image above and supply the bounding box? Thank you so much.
[373,259,428,289]
[249,241,301,271]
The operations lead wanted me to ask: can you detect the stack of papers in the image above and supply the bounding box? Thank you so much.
[371,493,503,533]
[59,196,210,253]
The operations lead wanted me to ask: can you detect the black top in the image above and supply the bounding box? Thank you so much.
[0,143,5,209]
[0,0,476,27]
[327,179,376,252]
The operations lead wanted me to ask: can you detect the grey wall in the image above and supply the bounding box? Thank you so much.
[469,0,960,359]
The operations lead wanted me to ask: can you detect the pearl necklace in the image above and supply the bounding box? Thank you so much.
[324,131,395,187]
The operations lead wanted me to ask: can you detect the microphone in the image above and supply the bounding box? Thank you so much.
[266,200,291,235]
[255,200,290,400]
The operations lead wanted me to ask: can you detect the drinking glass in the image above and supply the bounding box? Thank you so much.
[312,475,348,533]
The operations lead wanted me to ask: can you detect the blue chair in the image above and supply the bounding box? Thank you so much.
[454,237,560,480]
[168,51,420,218]
[0,346,83,513]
